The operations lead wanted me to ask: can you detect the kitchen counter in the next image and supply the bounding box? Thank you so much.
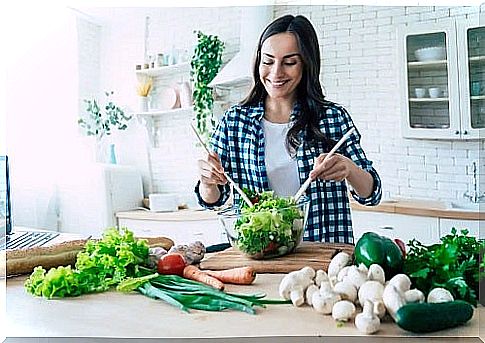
[5,274,484,342]
[116,197,483,223]
[351,198,484,220]
[116,208,218,221]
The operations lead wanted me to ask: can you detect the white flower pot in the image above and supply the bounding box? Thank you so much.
[138,96,149,112]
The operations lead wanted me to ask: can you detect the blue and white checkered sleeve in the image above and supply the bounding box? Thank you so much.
[194,111,232,209]
[338,107,382,206]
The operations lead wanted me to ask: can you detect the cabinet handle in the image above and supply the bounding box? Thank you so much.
[463,130,468,135]
[454,130,460,135]
[378,226,395,230]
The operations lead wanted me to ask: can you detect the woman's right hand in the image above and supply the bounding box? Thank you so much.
[197,151,227,186]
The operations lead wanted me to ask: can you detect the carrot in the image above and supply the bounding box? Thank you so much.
[182,265,225,291]
[204,266,257,285]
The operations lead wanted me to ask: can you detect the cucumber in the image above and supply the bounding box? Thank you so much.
[395,300,474,333]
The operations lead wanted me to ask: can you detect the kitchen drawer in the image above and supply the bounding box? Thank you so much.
[351,210,440,245]
[117,218,226,246]
[439,218,483,239]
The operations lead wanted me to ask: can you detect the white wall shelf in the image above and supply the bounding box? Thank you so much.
[135,62,191,78]
[136,107,193,147]
[136,107,193,117]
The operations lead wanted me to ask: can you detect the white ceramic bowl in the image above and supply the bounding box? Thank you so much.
[428,87,441,98]
[415,88,426,98]
[414,47,446,62]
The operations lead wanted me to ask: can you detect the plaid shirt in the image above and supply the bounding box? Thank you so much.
[195,101,382,243]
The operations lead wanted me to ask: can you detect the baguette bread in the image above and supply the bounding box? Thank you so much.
[2,236,174,277]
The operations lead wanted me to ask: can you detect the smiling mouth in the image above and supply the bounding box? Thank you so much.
[268,80,289,88]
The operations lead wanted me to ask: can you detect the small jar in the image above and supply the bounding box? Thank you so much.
[156,53,165,67]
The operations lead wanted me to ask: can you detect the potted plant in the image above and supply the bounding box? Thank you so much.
[78,91,132,163]
[136,76,153,112]
[190,31,224,141]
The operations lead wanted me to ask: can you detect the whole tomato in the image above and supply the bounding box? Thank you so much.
[157,253,186,276]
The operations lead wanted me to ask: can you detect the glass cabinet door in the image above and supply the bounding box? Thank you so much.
[467,26,485,130]
[405,32,450,130]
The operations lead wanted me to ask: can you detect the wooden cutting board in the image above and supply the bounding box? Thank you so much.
[199,242,354,273]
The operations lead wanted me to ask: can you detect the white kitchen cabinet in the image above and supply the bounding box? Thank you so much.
[351,210,440,245]
[439,218,484,239]
[117,217,227,246]
[398,15,484,139]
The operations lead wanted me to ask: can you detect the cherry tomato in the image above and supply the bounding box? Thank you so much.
[263,241,278,253]
[157,253,186,276]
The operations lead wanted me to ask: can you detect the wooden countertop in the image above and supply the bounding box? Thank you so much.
[5,274,483,341]
[350,199,484,220]
[116,198,483,222]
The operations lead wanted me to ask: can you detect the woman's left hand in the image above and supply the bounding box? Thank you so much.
[309,153,354,182]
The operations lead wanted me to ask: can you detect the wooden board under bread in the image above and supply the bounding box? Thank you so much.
[199,242,354,273]
[3,235,174,277]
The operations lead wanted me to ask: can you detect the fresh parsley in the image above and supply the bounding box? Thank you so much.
[404,228,484,306]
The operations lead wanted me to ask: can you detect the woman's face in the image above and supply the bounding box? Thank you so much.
[259,32,303,102]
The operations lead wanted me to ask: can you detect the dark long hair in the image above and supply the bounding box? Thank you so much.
[240,14,333,155]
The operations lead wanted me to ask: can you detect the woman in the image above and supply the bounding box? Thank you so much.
[195,14,381,243]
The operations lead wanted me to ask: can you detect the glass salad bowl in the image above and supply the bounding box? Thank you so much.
[218,192,310,260]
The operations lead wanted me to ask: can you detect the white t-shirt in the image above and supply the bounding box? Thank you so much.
[261,118,300,197]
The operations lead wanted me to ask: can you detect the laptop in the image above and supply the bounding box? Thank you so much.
[1,155,60,250]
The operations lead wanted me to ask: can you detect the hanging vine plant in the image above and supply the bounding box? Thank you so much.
[190,31,224,140]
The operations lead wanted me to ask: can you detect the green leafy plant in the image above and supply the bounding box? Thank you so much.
[78,91,132,141]
[190,31,224,140]
[24,227,150,298]
[404,228,485,306]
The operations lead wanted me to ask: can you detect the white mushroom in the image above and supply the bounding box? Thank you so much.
[314,269,329,287]
[319,281,333,295]
[333,281,357,303]
[327,252,351,279]
[312,281,341,314]
[387,274,411,293]
[332,300,356,322]
[427,287,454,303]
[373,300,387,319]
[358,280,385,306]
[358,280,386,318]
[312,292,342,315]
[355,300,381,334]
[337,265,351,282]
[305,284,319,306]
[404,289,425,303]
[279,267,316,307]
[382,283,406,322]
[367,264,386,284]
[345,264,369,290]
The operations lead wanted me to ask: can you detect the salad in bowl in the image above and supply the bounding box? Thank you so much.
[219,191,310,259]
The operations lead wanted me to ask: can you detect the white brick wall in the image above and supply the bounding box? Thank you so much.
[274,5,483,203]
[81,7,244,206]
[76,17,101,111]
[89,5,484,206]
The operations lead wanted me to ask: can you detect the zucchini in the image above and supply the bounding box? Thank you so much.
[395,300,474,333]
